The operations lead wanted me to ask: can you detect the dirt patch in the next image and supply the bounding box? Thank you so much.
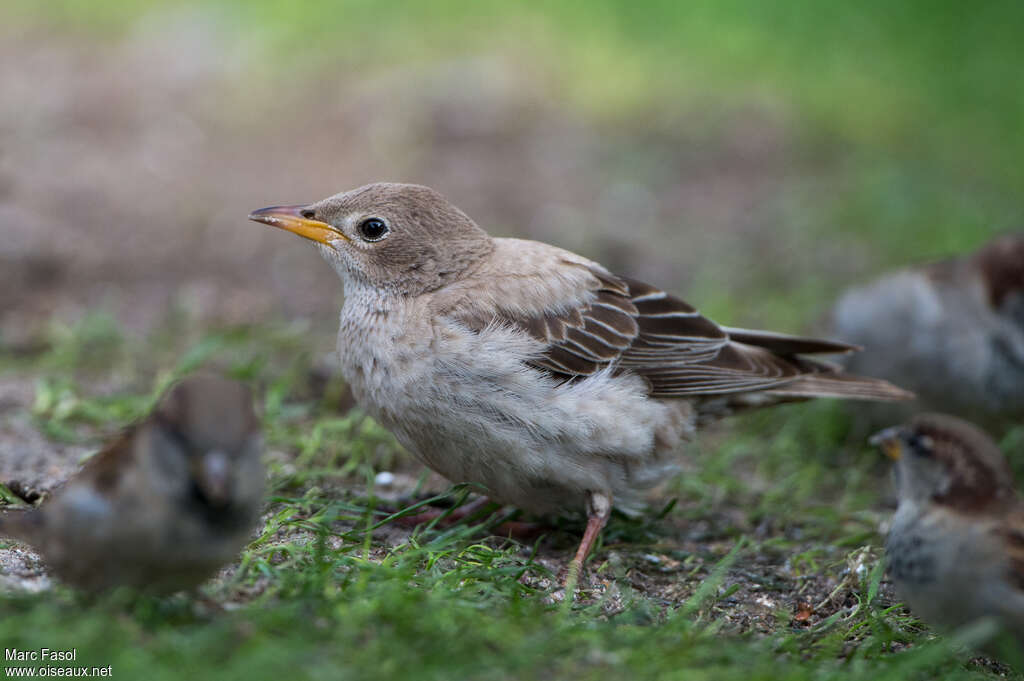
[0,377,91,490]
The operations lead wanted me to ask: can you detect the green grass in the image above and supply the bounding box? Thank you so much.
[6,1,1020,334]
[2,316,1021,680]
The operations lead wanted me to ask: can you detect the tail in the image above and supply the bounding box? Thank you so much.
[693,331,912,426]
[719,327,861,356]
[721,326,913,402]
[761,371,914,401]
[694,368,913,424]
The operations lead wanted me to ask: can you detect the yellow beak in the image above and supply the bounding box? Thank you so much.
[248,205,348,245]
[869,427,904,460]
[879,439,903,460]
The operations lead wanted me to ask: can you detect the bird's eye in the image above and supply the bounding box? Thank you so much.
[358,218,389,242]
[300,208,317,219]
[908,434,934,457]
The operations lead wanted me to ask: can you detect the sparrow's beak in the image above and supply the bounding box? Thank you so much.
[196,450,232,506]
[869,427,904,460]
[248,205,348,245]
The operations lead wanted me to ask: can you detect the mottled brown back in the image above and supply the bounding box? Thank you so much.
[910,413,1017,512]
[973,233,1024,309]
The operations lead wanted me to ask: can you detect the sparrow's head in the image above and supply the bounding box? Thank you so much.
[249,183,494,296]
[145,374,264,511]
[871,413,1015,511]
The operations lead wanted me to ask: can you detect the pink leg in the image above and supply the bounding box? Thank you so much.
[567,491,612,583]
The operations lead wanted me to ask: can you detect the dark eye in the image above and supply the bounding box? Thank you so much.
[908,433,934,457]
[358,218,389,242]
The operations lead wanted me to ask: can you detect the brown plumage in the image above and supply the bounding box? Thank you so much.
[834,233,1024,432]
[458,262,909,404]
[903,413,1017,512]
[873,413,1024,655]
[0,375,265,593]
[961,234,1024,309]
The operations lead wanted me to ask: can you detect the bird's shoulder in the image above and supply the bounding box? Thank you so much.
[459,237,613,313]
[428,238,621,326]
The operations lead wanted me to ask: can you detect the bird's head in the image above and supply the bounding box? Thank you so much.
[249,182,494,296]
[871,413,1015,511]
[145,374,264,512]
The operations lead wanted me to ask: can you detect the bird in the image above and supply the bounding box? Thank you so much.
[833,233,1024,433]
[0,374,265,593]
[249,182,911,579]
[871,414,1024,657]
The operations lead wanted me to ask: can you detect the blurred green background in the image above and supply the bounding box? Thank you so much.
[2,1,1023,679]
[4,0,1021,343]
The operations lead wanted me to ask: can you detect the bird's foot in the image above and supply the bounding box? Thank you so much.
[561,491,611,592]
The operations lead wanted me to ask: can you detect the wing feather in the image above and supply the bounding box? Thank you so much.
[455,265,910,401]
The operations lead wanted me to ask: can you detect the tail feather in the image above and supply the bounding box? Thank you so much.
[695,372,913,424]
[690,328,914,423]
[764,372,914,401]
[721,327,860,356]
[729,330,915,402]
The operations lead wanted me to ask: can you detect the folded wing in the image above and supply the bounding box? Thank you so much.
[464,263,911,401]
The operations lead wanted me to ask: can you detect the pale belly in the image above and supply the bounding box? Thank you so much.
[338,313,691,515]
[887,505,1023,634]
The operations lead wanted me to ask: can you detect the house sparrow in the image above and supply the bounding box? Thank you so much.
[250,182,910,577]
[872,414,1024,654]
[834,234,1024,432]
[0,375,265,593]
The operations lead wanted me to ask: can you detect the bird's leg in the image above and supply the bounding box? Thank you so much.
[565,491,611,588]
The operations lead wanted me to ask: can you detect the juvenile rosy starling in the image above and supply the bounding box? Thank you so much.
[250,182,911,579]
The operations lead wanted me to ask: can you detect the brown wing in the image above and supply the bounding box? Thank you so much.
[503,269,640,376]
[615,277,879,398]
[464,268,909,400]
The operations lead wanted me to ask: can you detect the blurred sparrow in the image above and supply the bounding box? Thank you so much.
[250,182,910,576]
[834,234,1024,432]
[872,414,1024,652]
[0,375,265,593]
